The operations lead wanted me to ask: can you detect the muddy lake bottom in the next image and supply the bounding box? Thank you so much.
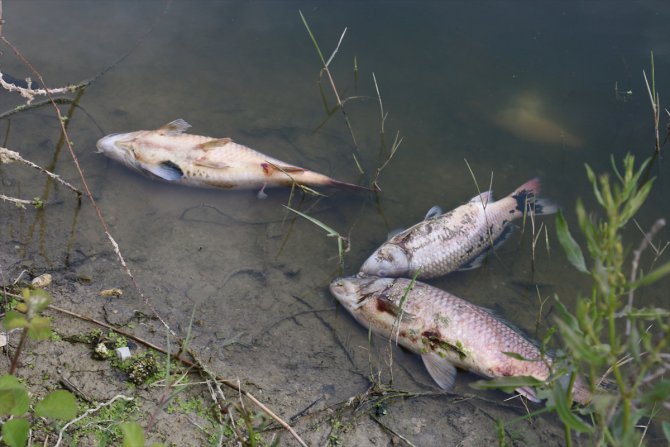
[1,237,577,447]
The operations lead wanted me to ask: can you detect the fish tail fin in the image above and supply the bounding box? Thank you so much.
[510,177,558,217]
[328,178,381,193]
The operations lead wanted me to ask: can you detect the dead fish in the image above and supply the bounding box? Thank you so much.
[493,93,583,148]
[330,275,591,404]
[96,119,375,195]
[360,178,557,279]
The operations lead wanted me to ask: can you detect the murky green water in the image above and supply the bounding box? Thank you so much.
[2,1,669,444]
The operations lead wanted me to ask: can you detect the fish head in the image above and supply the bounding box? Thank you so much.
[359,244,410,277]
[329,275,394,311]
[96,131,145,168]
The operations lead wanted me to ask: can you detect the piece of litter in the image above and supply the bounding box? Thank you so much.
[0,332,7,348]
[116,347,131,361]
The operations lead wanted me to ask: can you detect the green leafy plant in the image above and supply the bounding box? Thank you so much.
[480,154,670,446]
[1,288,79,447]
[552,154,670,445]
[0,374,78,447]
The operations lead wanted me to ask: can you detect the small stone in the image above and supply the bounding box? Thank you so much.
[31,273,52,288]
[93,342,111,360]
[100,288,123,298]
[0,332,7,348]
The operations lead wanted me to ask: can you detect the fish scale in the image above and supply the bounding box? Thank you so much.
[360,178,557,279]
[330,275,591,404]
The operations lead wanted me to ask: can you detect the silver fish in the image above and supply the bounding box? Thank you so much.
[330,275,591,404]
[360,178,557,279]
[96,119,374,194]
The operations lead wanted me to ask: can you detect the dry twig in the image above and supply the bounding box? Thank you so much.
[0,146,82,196]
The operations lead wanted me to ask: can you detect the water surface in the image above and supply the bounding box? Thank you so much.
[1,1,669,444]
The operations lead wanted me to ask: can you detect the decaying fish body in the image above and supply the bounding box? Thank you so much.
[330,275,591,404]
[96,119,373,193]
[360,178,556,279]
[493,92,583,148]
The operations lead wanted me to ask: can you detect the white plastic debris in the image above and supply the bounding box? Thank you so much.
[0,332,7,348]
[115,346,131,361]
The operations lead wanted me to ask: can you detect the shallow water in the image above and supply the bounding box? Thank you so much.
[2,1,670,444]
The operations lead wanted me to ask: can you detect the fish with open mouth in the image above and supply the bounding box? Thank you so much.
[360,178,557,279]
[96,119,375,196]
[330,275,591,404]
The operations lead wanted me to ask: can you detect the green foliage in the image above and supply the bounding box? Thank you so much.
[0,288,81,447]
[551,154,670,445]
[120,422,146,447]
[0,375,79,447]
[556,210,588,273]
[3,288,53,340]
[1,418,29,447]
[0,375,30,416]
[35,389,78,420]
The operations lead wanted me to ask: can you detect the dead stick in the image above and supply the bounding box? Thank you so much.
[1,147,82,196]
[47,304,308,447]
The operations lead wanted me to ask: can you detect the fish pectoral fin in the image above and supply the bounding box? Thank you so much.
[424,205,443,220]
[158,119,192,136]
[142,160,184,181]
[469,190,494,205]
[198,138,233,150]
[515,386,541,403]
[422,353,457,390]
[375,296,416,322]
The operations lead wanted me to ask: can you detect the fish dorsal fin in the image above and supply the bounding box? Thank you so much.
[198,138,233,150]
[469,190,493,205]
[422,352,457,390]
[142,160,184,181]
[158,119,191,136]
[424,205,443,220]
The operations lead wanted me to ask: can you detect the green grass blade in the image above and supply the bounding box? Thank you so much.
[283,206,338,237]
[298,10,326,66]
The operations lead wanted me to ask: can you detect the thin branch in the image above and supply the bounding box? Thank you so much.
[0,194,32,207]
[626,218,667,335]
[1,146,82,196]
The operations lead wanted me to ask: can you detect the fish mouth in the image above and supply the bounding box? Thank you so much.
[329,276,368,310]
[95,133,122,153]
